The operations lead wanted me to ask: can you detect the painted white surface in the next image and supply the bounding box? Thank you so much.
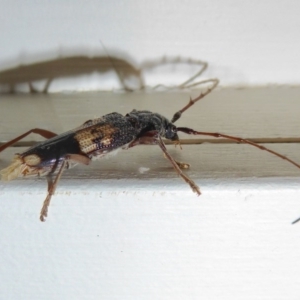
[0,178,300,300]
[1,0,300,91]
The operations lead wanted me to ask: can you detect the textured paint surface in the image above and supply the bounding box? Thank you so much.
[0,179,300,300]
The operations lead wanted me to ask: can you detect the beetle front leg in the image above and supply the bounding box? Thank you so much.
[126,131,190,170]
[156,136,201,196]
[127,132,199,194]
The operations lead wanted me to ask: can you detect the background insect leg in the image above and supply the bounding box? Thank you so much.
[29,82,38,93]
[0,128,57,153]
[42,78,53,93]
[178,60,208,89]
[140,56,209,91]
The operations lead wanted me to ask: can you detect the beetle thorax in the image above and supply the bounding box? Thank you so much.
[125,110,178,141]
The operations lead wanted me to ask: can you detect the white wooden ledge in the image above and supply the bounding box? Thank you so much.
[0,88,300,300]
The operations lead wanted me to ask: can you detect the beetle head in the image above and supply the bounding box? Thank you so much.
[164,124,179,141]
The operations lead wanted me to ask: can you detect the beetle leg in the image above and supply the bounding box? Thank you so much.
[0,129,57,153]
[46,174,53,193]
[40,153,90,222]
[156,135,201,195]
[127,133,199,194]
[127,131,190,169]
[40,160,66,222]
[66,154,90,165]
[126,131,157,148]
[163,153,190,169]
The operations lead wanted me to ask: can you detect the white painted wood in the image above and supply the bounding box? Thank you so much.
[0,89,300,300]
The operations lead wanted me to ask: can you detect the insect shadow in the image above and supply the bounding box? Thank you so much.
[141,56,209,90]
[0,51,144,93]
[0,48,213,94]
[1,76,300,222]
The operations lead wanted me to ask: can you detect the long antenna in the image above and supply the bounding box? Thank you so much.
[171,78,219,123]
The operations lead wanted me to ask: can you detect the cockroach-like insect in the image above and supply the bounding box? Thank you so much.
[1,78,300,222]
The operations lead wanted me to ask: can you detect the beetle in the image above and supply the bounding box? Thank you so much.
[1,78,300,222]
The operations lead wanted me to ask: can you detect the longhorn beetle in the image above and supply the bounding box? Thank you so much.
[1,78,300,222]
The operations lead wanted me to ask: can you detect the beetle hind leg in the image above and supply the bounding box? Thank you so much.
[174,160,190,170]
[40,160,66,222]
[39,154,90,222]
[163,154,190,169]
